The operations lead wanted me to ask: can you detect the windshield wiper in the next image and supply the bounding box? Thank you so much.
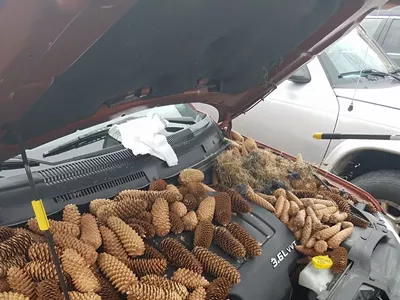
[0,158,40,171]
[338,69,400,82]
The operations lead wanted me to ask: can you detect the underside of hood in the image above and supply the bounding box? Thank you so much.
[0,0,386,161]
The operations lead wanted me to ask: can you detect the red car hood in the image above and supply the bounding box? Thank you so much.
[0,0,387,162]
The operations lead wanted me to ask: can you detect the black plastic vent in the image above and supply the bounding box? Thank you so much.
[52,171,145,203]
[39,149,139,185]
[167,128,194,147]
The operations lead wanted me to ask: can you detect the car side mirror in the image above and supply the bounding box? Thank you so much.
[288,66,311,83]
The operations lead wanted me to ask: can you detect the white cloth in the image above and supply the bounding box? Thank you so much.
[108,112,178,166]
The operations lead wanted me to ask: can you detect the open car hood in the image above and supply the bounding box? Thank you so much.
[0,0,387,162]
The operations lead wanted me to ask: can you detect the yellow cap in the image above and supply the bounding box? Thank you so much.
[31,200,50,231]
[312,256,333,269]
[313,133,322,140]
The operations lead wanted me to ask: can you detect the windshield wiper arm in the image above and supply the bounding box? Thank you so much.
[338,69,400,82]
[0,159,40,171]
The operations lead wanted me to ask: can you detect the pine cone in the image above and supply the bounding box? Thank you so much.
[314,240,328,254]
[280,199,290,225]
[245,186,275,213]
[226,222,261,256]
[0,279,9,292]
[192,247,240,284]
[0,228,14,243]
[117,189,180,204]
[127,223,146,238]
[143,244,165,260]
[196,197,215,222]
[0,292,29,299]
[306,207,325,231]
[52,232,97,265]
[61,249,100,293]
[293,210,306,228]
[149,179,167,191]
[230,130,244,143]
[329,212,348,223]
[194,221,214,249]
[256,193,277,206]
[172,268,209,289]
[80,214,102,249]
[166,185,183,201]
[28,243,63,262]
[107,217,145,257]
[13,229,45,244]
[214,227,246,259]
[288,201,300,217]
[97,253,138,294]
[273,188,286,198]
[99,226,129,263]
[341,221,354,229]
[160,238,203,274]
[137,211,153,223]
[170,202,187,218]
[226,190,252,214]
[188,287,207,300]
[295,245,319,257]
[329,247,348,274]
[140,275,188,299]
[127,258,167,277]
[28,219,77,237]
[365,203,377,215]
[315,223,341,241]
[179,169,205,184]
[97,198,148,222]
[183,194,199,211]
[292,190,317,198]
[6,267,36,299]
[300,216,312,246]
[0,233,32,261]
[179,186,190,198]
[243,138,257,152]
[68,292,101,300]
[214,193,231,226]
[125,218,155,239]
[286,191,304,209]
[151,198,171,237]
[0,256,27,278]
[36,280,62,300]
[63,204,81,226]
[274,196,286,218]
[327,227,354,249]
[320,192,350,213]
[89,199,112,215]
[346,214,369,228]
[182,211,198,231]
[205,277,232,300]
[169,212,184,234]
[25,261,57,282]
[126,283,181,300]
[96,274,119,300]
[187,182,206,199]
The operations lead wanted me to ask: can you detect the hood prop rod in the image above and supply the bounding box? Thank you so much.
[16,134,70,300]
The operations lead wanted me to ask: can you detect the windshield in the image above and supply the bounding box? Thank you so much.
[319,26,397,85]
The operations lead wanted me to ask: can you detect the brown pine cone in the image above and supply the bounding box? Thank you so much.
[341,221,354,229]
[187,182,206,199]
[89,199,112,215]
[293,210,306,228]
[288,201,300,217]
[61,249,100,293]
[274,196,286,218]
[80,214,102,250]
[194,221,214,249]
[36,279,62,300]
[127,223,146,238]
[179,169,205,184]
[172,268,209,289]
[137,211,153,223]
[183,211,199,231]
[166,185,183,201]
[245,186,275,213]
[205,277,232,300]
[286,191,305,209]
[126,283,181,300]
[28,243,63,262]
[315,223,341,241]
[320,192,350,213]
[292,190,317,198]
[97,253,138,294]
[314,240,328,254]
[365,202,378,215]
[6,267,36,299]
[226,190,252,214]
[99,226,129,263]
[230,130,244,143]
[52,232,97,265]
[149,179,167,191]
[143,244,165,260]
[0,233,32,261]
[0,292,29,299]
[300,216,312,246]
[280,199,290,225]
[97,198,148,222]
[214,193,232,226]
[127,258,167,277]
[95,274,119,300]
[295,245,319,257]
[183,194,200,211]
[170,202,188,218]
[125,218,155,239]
[117,189,180,204]
[196,197,215,222]
[192,247,240,284]
[327,227,354,249]
[329,247,348,274]
[306,207,325,231]
[13,229,45,244]
[151,198,171,237]
[169,212,184,234]
[243,137,258,152]
[63,204,81,226]
[346,214,369,228]
[107,216,145,257]
[188,287,207,300]
[25,261,57,281]
[179,186,190,198]
[0,256,27,278]
[160,238,203,273]
[226,222,261,256]
[140,275,188,299]
[214,227,246,259]
[0,228,14,243]
[29,219,78,238]
[329,212,348,224]
[0,279,9,292]
[68,292,101,300]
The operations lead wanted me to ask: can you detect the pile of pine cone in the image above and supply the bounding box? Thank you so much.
[0,168,265,300]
